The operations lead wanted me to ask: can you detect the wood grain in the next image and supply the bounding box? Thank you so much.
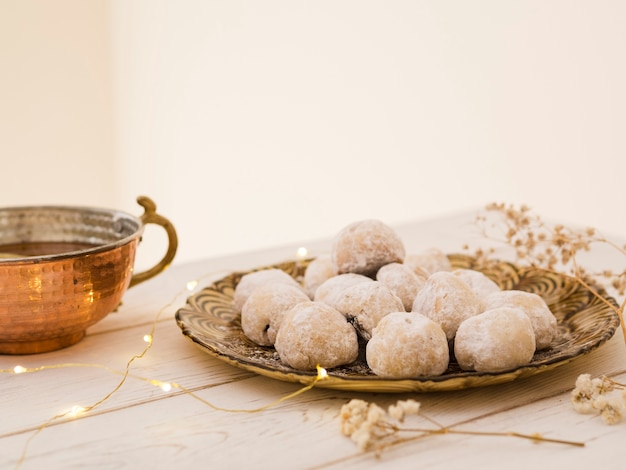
[1,212,624,469]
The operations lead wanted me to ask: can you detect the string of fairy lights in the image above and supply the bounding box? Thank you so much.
[4,234,608,467]
[2,247,329,469]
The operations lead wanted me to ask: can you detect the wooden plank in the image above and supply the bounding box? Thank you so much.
[2,211,625,469]
[3,366,624,469]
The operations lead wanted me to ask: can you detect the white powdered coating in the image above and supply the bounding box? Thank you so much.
[233,268,302,312]
[366,312,449,378]
[411,271,481,341]
[274,302,359,370]
[404,248,452,276]
[376,262,426,311]
[330,219,405,276]
[452,269,501,308]
[454,307,536,372]
[302,255,334,299]
[241,283,311,346]
[334,281,405,338]
[483,290,557,350]
[313,273,372,309]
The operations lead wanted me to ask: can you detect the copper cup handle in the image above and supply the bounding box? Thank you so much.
[129,196,178,288]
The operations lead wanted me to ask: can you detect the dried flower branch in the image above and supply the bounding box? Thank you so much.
[571,374,626,424]
[339,398,584,454]
[467,203,625,343]
[466,203,626,425]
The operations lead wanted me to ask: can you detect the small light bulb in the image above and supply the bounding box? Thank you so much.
[143,334,153,344]
[317,366,328,379]
[186,280,199,291]
[296,247,308,259]
[13,365,27,374]
[68,405,86,417]
[150,380,172,392]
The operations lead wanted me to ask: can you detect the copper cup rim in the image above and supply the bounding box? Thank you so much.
[0,204,144,265]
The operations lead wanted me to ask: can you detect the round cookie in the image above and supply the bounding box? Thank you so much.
[483,290,557,349]
[404,248,452,276]
[313,273,372,310]
[241,283,311,346]
[411,271,481,341]
[302,255,334,299]
[330,219,405,277]
[334,281,405,340]
[233,268,303,312]
[366,312,449,378]
[452,268,501,308]
[454,307,536,372]
[274,302,359,370]
[376,262,426,311]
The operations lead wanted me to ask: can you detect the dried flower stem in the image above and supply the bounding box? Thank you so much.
[471,203,626,344]
[569,260,626,343]
[340,398,584,456]
[385,424,584,447]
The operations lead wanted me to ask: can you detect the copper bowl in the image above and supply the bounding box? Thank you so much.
[0,196,178,354]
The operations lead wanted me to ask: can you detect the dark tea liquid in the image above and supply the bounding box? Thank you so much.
[0,242,99,257]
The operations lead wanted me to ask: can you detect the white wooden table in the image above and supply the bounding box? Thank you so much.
[2,211,625,469]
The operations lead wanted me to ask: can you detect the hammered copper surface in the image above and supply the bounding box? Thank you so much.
[175,254,621,392]
[0,197,177,354]
[0,242,137,353]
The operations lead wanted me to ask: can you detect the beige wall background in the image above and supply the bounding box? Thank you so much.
[1,0,116,208]
[2,1,625,268]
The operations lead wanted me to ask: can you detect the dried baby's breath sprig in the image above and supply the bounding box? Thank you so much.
[339,398,584,455]
[340,399,425,452]
[571,374,626,425]
[469,203,625,343]
[468,204,626,423]
[474,203,624,280]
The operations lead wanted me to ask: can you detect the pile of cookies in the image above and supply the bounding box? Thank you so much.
[234,220,557,378]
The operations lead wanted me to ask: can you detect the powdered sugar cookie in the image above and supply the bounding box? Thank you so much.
[376,262,426,311]
[233,268,303,312]
[483,290,557,349]
[274,302,359,370]
[334,281,405,340]
[331,219,405,277]
[411,271,481,341]
[366,312,449,378]
[404,248,451,276]
[313,273,372,309]
[302,255,334,299]
[241,283,311,346]
[454,307,536,372]
[452,268,501,308]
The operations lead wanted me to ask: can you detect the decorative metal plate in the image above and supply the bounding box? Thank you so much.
[175,254,620,392]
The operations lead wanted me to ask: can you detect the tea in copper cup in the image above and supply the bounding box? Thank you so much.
[0,196,178,354]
